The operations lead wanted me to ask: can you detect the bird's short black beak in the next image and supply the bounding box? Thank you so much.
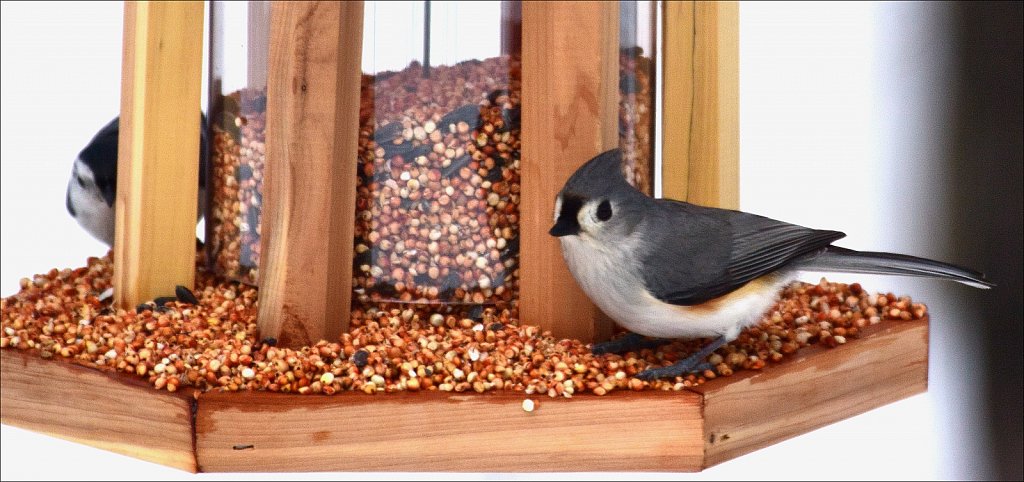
[549,218,579,237]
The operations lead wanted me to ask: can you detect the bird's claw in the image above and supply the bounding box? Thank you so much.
[591,333,668,355]
[590,338,626,355]
[636,361,714,381]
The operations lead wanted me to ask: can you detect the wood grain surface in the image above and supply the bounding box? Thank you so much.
[0,349,197,472]
[661,1,739,209]
[113,1,205,308]
[695,318,929,468]
[195,390,704,472]
[520,1,621,344]
[257,1,364,348]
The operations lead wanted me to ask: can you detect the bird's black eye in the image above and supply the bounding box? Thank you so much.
[596,200,612,221]
[76,175,86,187]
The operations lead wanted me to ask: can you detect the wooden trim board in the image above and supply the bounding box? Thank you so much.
[195,390,703,472]
[1,317,927,472]
[0,350,196,472]
[519,1,621,344]
[661,1,739,209]
[257,1,364,347]
[694,317,929,468]
[114,1,205,308]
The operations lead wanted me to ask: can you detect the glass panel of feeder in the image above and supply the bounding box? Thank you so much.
[354,1,522,315]
[619,0,656,195]
[206,1,270,285]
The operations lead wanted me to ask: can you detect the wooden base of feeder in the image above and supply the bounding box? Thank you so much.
[0,318,927,473]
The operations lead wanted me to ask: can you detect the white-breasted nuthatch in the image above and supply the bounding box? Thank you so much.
[550,149,993,380]
[66,115,208,245]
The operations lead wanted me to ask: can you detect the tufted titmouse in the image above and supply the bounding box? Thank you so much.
[66,115,208,246]
[550,149,993,380]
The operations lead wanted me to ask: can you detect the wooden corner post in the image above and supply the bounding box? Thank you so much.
[521,1,620,343]
[257,1,363,348]
[114,1,205,308]
[661,1,739,209]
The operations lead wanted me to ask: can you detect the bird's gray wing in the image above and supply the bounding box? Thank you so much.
[640,200,845,306]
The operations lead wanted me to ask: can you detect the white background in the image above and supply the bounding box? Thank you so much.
[1,1,996,480]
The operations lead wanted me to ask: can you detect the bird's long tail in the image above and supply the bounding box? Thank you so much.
[793,246,994,289]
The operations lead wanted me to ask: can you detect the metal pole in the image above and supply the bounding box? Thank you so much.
[423,0,431,78]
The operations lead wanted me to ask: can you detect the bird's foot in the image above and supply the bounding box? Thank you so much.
[635,335,730,381]
[591,332,668,355]
[636,357,714,381]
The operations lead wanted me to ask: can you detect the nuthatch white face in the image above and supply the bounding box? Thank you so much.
[550,149,992,380]
[66,115,208,246]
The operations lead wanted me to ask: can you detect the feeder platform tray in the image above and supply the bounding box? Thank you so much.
[0,317,927,473]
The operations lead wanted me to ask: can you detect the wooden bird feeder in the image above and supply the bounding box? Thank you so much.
[1,0,928,473]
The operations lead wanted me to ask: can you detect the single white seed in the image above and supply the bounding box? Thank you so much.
[522,399,536,412]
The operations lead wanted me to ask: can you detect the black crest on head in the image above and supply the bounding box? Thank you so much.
[562,148,635,200]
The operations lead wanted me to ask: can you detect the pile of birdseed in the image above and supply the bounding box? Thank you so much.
[353,56,523,308]
[208,88,267,285]
[0,254,927,397]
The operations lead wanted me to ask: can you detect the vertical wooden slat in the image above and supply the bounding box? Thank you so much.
[114,1,205,308]
[661,1,738,209]
[661,1,692,202]
[257,1,363,348]
[521,1,620,343]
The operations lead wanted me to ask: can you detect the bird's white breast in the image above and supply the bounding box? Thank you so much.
[67,160,115,246]
[559,233,791,340]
